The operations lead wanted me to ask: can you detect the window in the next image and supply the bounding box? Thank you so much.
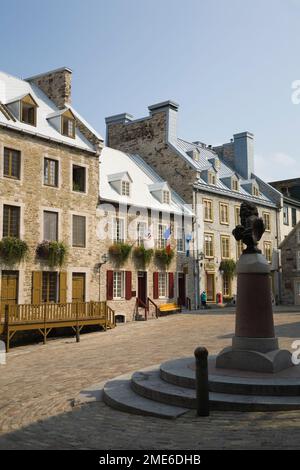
[62,116,75,138]
[137,221,147,246]
[232,178,239,191]
[177,227,185,252]
[264,242,272,263]
[42,272,58,303]
[236,240,244,258]
[263,212,271,232]
[208,172,216,185]
[44,158,58,187]
[235,206,240,226]
[283,206,289,225]
[112,217,125,243]
[158,272,168,298]
[253,185,260,197]
[72,215,86,247]
[203,199,213,222]
[292,208,297,227]
[4,147,21,179]
[204,233,214,258]
[21,101,36,126]
[223,275,231,297]
[221,235,230,259]
[220,203,229,225]
[157,224,167,249]
[121,180,130,196]
[72,165,86,192]
[3,205,20,237]
[163,191,170,204]
[43,211,58,241]
[113,271,125,299]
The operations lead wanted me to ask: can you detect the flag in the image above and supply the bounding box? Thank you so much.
[143,225,154,249]
[164,226,171,254]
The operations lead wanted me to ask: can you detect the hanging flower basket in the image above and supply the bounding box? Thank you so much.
[219,259,236,279]
[108,243,132,265]
[0,237,28,265]
[36,240,68,267]
[133,246,153,266]
[154,248,174,267]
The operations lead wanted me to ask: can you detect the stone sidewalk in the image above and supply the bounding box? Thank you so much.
[1,312,300,449]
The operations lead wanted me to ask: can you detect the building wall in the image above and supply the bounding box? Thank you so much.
[280,227,300,305]
[0,127,100,305]
[280,203,300,240]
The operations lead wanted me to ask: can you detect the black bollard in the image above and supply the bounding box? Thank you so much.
[194,347,209,417]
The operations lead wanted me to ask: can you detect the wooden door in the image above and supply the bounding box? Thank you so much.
[178,273,186,306]
[72,273,85,315]
[137,271,147,306]
[206,273,215,302]
[1,271,18,315]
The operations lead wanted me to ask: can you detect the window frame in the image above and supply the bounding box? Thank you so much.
[219,202,229,225]
[43,210,58,242]
[112,217,125,243]
[62,116,76,139]
[3,147,21,180]
[20,100,37,127]
[113,270,125,300]
[263,241,272,263]
[42,271,58,303]
[158,272,168,299]
[72,214,86,248]
[72,164,87,194]
[44,157,59,188]
[203,198,213,222]
[121,180,130,196]
[221,235,230,259]
[3,204,20,238]
[157,223,167,249]
[262,211,271,232]
[283,206,289,225]
[204,232,214,259]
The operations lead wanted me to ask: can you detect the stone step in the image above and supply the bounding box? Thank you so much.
[103,372,189,419]
[160,357,300,397]
[131,368,300,412]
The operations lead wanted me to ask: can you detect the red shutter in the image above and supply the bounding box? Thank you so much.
[168,272,174,299]
[125,271,132,300]
[153,272,159,299]
[107,270,113,300]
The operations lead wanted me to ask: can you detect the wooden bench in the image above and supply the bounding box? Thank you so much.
[158,303,182,316]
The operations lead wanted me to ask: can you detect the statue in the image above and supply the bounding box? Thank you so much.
[232,201,265,254]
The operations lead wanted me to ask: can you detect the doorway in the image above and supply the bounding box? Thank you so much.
[1,271,18,315]
[206,273,215,302]
[72,273,86,303]
[137,271,147,306]
[178,273,186,306]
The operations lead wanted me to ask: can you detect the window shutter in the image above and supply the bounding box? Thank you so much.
[59,272,67,303]
[107,270,113,300]
[32,271,42,304]
[153,272,159,299]
[168,272,174,298]
[125,271,132,300]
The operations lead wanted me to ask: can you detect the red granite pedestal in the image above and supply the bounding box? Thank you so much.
[216,253,292,373]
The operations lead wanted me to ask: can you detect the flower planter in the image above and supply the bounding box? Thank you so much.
[108,243,132,265]
[0,237,28,265]
[36,241,67,267]
[154,248,174,267]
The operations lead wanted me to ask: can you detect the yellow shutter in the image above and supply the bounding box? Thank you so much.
[59,272,67,304]
[32,272,42,304]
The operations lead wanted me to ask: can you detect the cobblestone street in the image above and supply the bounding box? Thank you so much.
[1,311,300,449]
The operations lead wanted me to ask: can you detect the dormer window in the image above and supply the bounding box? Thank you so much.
[208,172,216,185]
[20,95,37,126]
[253,185,260,197]
[232,178,239,191]
[62,115,75,138]
[163,190,170,204]
[121,180,130,196]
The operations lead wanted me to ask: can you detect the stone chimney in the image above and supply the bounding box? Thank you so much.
[233,131,254,180]
[26,67,72,109]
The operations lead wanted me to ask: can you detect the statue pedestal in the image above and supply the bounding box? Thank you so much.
[216,253,292,373]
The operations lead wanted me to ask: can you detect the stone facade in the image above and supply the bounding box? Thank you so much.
[27,67,72,109]
[280,222,300,305]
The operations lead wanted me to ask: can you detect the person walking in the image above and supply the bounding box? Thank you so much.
[201,291,207,309]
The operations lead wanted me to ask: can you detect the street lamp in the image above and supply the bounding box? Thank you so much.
[97,253,109,301]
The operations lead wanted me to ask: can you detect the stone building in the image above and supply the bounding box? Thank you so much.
[105,101,282,304]
[279,221,300,305]
[269,178,300,240]
[97,147,195,321]
[0,68,103,312]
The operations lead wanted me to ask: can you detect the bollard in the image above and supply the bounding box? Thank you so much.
[194,347,209,417]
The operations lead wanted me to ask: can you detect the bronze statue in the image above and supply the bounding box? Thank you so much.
[232,201,265,254]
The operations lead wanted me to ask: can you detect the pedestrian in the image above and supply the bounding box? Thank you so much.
[201,291,207,309]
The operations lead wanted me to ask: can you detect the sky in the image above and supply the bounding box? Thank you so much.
[1,0,300,181]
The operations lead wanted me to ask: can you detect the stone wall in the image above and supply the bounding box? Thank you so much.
[281,227,300,304]
[27,68,72,109]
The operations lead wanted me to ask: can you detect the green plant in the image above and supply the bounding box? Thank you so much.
[108,242,132,265]
[36,240,68,267]
[154,248,174,267]
[0,237,28,265]
[133,246,153,266]
[219,259,236,279]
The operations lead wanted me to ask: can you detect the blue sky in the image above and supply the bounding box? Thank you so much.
[1,0,300,181]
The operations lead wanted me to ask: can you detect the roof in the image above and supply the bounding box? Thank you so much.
[0,70,102,152]
[99,147,193,216]
[173,138,278,208]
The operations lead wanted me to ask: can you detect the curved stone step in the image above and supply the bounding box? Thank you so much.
[103,372,189,419]
[132,369,300,412]
[160,357,300,397]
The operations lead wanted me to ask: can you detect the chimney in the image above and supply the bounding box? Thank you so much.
[233,131,254,180]
[26,67,72,109]
[148,100,179,143]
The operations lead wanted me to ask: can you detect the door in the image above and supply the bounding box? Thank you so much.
[295,280,300,306]
[206,273,215,302]
[72,273,85,314]
[178,273,186,306]
[1,271,18,316]
[137,271,147,306]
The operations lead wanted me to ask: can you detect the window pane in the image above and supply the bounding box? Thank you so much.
[113,271,124,299]
[158,273,167,297]
[3,205,20,238]
[44,158,58,187]
[4,148,21,179]
[73,165,86,192]
[44,211,58,241]
[113,217,124,243]
[73,215,86,247]
[42,272,58,303]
